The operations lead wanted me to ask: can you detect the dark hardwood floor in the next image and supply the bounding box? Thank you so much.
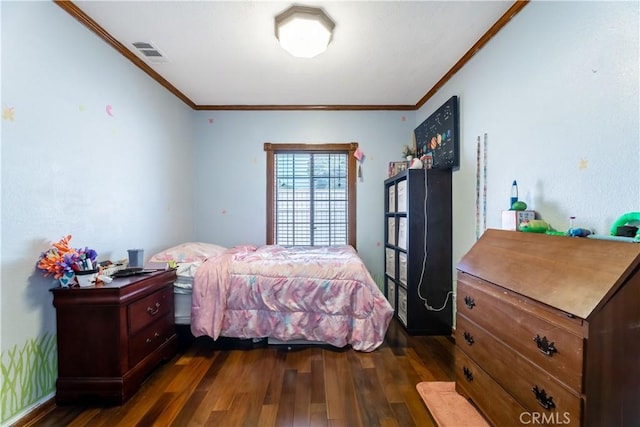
[27,319,455,426]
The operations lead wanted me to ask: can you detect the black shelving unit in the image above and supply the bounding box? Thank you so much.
[384,168,452,335]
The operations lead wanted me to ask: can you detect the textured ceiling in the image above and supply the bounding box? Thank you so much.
[67,1,523,109]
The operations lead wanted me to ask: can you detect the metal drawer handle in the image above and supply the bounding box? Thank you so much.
[532,385,555,410]
[464,296,475,309]
[146,332,161,343]
[463,331,474,345]
[147,302,161,315]
[533,335,557,356]
[462,366,474,382]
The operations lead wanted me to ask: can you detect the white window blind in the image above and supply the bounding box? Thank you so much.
[274,152,348,246]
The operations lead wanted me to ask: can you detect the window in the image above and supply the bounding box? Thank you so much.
[265,143,357,248]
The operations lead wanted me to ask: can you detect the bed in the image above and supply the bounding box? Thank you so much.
[151,243,393,352]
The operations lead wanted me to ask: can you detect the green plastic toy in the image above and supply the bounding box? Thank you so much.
[609,212,640,242]
[520,219,550,233]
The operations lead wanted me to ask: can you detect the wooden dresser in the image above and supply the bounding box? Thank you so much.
[51,269,177,405]
[455,229,640,426]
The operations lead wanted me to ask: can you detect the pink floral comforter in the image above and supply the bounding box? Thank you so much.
[190,245,393,352]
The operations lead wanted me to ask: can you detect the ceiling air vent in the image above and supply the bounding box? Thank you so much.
[132,41,169,63]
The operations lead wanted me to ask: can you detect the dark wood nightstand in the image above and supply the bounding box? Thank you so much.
[51,269,177,405]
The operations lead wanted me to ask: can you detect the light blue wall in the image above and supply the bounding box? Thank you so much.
[192,110,415,274]
[2,0,639,423]
[416,1,639,274]
[191,1,640,282]
[1,2,194,422]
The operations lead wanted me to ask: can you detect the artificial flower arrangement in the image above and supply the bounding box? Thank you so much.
[37,235,97,280]
[402,144,416,158]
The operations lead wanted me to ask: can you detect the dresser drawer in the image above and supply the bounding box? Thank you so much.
[129,313,174,369]
[457,273,584,392]
[457,314,582,425]
[455,348,527,427]
[128,287,173,336]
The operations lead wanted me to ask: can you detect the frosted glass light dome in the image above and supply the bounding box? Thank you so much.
[275,5,335,59]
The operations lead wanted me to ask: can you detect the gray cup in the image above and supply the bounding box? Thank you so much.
[127,249,144,268]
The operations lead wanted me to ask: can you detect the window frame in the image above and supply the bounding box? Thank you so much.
[264,142,358,249]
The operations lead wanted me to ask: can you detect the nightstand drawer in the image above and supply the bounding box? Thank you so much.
[129,313,174,369]
[128,287,173,336]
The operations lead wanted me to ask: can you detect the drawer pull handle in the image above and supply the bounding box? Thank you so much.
[533,335,557,356]
[147,302,161,315]
[532,385,555,410]
[154,332,160,338]
[463,331,474,345]
[464,296,475,309]
[462,366,474,382]
[146,338,152,343]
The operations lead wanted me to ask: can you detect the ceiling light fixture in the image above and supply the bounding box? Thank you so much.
[275,5,335,59]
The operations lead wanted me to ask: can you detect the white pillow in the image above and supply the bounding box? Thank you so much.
[149,242,227,263]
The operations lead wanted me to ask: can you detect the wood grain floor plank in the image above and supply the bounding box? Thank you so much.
[309,358,326,405]
[372,347,405,404]
[170,389,208,427]
[379,416,402,427]
[26,320,454,427]
[134,392,175,427]
[91,359,182,427]
[152,357,221,426]
[256,403,278,427]
[218,391,253,426]
[233,350,277,426]
[285,347,312,374]
[262,350,287,406]
[399,381,436,426]
[29,406,87,427]
[407,347,439,382]
[389,401,425,427]
[309,402,329,426]
[336,353,363,427]
[185,349,246,426]
[65,408,101,427]
[322,351,348,423]
[234,391,265,427]
[346,352,388,426]
[275,369,297,426]
[203,410,226,426]
[292,371,311,426]
[357,351,376,369]
[210,350,249,411]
